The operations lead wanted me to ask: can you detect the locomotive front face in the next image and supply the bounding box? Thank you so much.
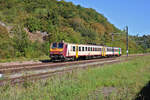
[50,42,65,60]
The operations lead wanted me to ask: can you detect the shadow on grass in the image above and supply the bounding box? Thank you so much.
[135,81,150,100]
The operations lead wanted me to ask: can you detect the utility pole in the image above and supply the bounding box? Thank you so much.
[126,26,129,57]
[112,33,114,42]
[112,33,114,56]
[111,27,128,57]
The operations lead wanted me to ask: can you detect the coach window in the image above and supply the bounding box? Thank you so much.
[100,48,102,51]
[79,47,81,51]
[88,47,90,51]
[73,46,75,51]
[85,47,87,51]
[82,47,84,51]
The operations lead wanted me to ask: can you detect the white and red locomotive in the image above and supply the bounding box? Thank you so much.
[50,42,121,61]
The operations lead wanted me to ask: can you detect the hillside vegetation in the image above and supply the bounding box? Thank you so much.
[0,0,144,60]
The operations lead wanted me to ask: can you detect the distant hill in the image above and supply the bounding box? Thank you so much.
[0,0,144,60]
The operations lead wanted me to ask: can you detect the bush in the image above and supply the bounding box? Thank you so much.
[25,17,42,32]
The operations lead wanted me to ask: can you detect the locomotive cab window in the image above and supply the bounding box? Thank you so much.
[58,43,64,48]
[52,43,57,48]
[51,42,64,48]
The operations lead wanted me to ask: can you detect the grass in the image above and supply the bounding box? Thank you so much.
[0,55,150,100]
[0,55,49,63]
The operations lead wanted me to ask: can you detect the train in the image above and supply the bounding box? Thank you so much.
[49,42,121,61]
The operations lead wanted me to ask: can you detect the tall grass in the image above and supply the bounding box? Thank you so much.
[0,55,150,100]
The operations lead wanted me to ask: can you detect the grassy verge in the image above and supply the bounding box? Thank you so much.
[0,55,49,63]
[0,55,150,100]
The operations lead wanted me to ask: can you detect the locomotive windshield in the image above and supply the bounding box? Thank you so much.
[51,43,64,48]
[58,43,64,48]
[52,43,57,48]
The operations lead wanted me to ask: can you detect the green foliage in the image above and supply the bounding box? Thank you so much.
[12,25,30,56]
[0,25,15,58]
[0,0,120,42]
[131,35,150,53]
[0,24,49,59]
[0,0,145,60]
[25,17,42,32]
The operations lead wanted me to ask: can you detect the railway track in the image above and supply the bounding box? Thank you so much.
[0,54,147,86]
[0,58,116,74]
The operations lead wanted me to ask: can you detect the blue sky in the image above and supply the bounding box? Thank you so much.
[65,0,150,36]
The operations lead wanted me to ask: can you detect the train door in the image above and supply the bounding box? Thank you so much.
[112,47,114,56]
[102,47,106,56]
[102,47,103,56]
[104,47,106,56]
[76,45,79,59]
[119,48,120,56]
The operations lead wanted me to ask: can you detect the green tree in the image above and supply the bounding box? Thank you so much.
[12,25,30,56]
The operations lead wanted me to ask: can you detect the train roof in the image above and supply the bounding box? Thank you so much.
[66,42,104,47]
[51,42,121,49]
[65,42,121,48]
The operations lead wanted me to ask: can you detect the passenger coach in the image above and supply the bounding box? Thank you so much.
[50,42,121,61]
